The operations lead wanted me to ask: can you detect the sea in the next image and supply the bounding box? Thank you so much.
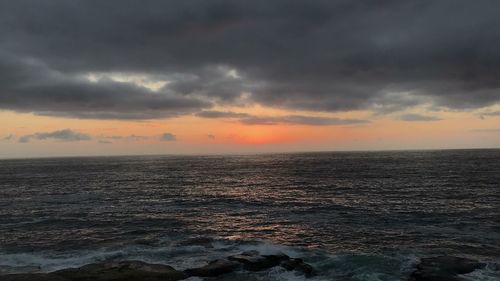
[0,149,499,280]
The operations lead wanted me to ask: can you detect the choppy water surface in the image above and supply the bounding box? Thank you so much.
[1,150,499,280]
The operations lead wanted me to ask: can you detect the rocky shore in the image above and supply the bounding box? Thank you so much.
[1,253,496,281]
[0,250,314,281]
[410,256,495,281]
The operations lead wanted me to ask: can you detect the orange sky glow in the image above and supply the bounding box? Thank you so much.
[1,104,499,158]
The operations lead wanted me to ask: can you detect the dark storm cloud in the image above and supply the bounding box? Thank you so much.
[0,53,210,119]
[19,129,91,143]
[160,133,176,141]
[399,113,442,122]
[1,0,500,119]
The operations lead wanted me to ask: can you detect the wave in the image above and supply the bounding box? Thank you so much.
[0,238,499,280]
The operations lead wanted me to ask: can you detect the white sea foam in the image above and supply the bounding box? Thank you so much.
[0,250,127,272]
[262,266,330,281]
[0,239,311,274]
[184,277,203,281]
[1,238,498,280]
[215,238,316,257]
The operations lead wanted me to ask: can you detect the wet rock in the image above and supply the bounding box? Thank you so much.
[108,260,181,273]
[228,250,290,271]
[2,260,187,281]
[184,259,240,277]
[1,254,318,280]
[57,260,187,281]
[411,256,486,281]
[281,258,315,277]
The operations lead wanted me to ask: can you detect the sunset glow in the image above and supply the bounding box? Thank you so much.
[1,1,500,158]
[2,103,499,158]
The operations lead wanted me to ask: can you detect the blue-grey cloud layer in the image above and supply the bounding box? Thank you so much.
[481,111,500,117]
[196,110,368,126]
[19,129,91,143]
[160,133,176,141]
[399,114,441,122]
[1,0,500,119]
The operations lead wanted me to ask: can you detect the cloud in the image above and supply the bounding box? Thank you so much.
[240,115,369,126]
[2,134,14,141]
[18,129,91,143]
[18,136,31,143]
[0,54,210,120]
[160,133,176,141]
[195,111,251,118]
[399,113,442,122]
[1,1,500,119]
[480,111,500,117]
[99,134,150,141]
[196,110,368,126]
[208,134,216,140]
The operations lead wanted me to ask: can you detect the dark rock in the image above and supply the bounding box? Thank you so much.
[70,260,178,273]
[280,258,315,277]
[411,256,486,281]
[184,259,240,277]
[228,250,290,271]
[2,260,187,281]
[1,254,318,280]
[58,260,187,281]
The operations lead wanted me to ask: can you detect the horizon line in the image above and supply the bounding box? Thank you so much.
[1,146,499,161]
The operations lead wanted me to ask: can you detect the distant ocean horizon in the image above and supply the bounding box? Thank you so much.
[2,147,500,160]
[1,149,499,280]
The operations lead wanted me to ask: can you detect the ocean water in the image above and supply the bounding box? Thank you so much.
[0,149,499,280]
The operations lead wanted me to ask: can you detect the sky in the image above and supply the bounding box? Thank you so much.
[1,0,500,158]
